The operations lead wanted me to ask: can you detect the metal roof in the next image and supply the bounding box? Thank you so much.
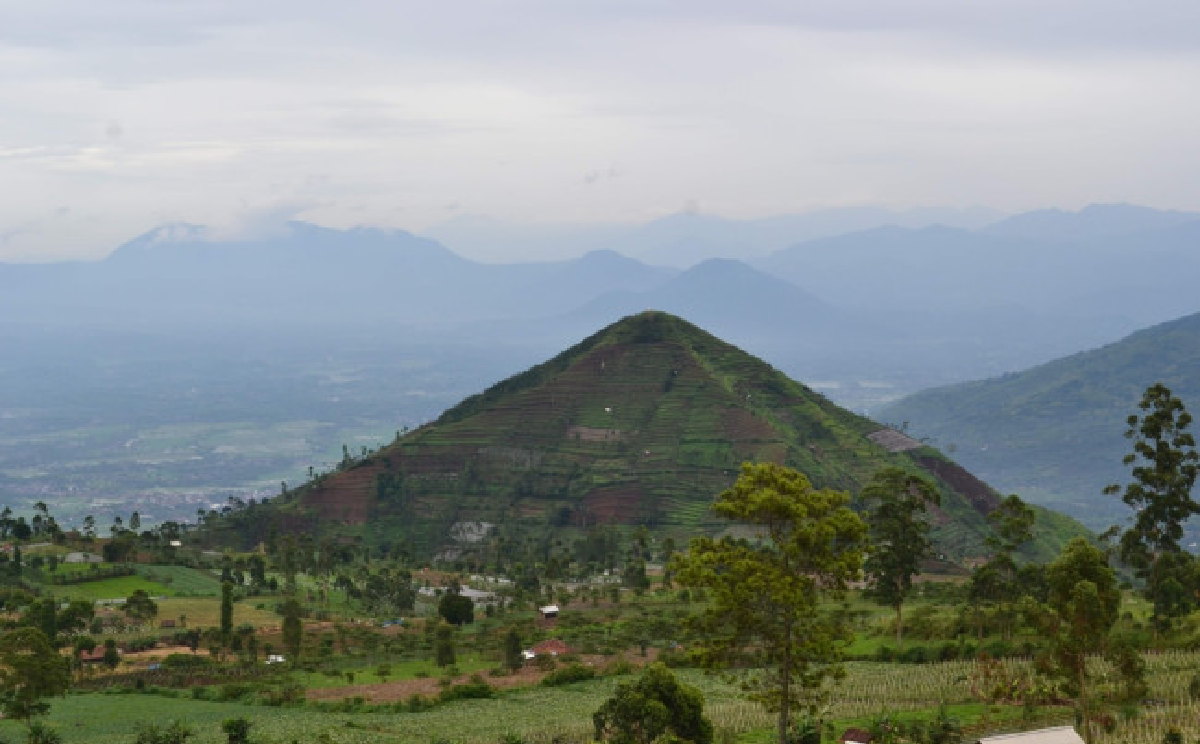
[976,727,1085,744]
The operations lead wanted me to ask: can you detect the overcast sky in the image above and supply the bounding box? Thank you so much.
[3,0,1200,262]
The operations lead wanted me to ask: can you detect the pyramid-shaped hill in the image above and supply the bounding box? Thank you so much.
[267,311,1086,559]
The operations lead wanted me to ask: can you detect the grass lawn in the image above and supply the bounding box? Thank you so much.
[48,575,173,602]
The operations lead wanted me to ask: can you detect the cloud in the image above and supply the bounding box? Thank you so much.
[583,166,619,185]
[3,1,1200,261]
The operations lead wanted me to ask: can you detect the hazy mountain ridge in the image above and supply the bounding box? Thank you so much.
[879,310,1200,541]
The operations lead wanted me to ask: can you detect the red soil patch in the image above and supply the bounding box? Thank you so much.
[913,454,1001,516]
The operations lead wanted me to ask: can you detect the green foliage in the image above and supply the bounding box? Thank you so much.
[1039,537,1122,742]
[435,624,456,668]
[438,676,495,703]
[861,467,940,649]
[220,581,234,641]
[675,462,866,744]
[541,663,596,687]
[1105,383,1200,627]
[281,597,302,661]
[26,723,61,744]
[503,630,523,674]
[438,593,474,626]
[123,589,158,622]
[220,718,250,744]
[593,663,712,744]
[0,627,71,728]
[133,721,193,744]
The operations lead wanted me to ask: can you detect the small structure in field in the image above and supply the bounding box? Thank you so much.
[839,727,874,744]
[538,604,559,619]
[975,727,1085,744]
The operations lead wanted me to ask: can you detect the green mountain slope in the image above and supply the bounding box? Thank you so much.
[223,312,1084,560]
[881,311,1200,536]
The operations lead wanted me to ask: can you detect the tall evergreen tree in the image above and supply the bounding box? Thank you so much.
[675,463,866,744]
[861,467,940,650]
[1104,382,1200,628]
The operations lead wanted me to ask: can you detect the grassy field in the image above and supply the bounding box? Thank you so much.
[0,660,1077,744]
[48,575,173,602]
[136,564,223,596]
[153,597,282,630]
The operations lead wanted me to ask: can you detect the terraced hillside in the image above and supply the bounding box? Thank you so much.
[236,312,1084,559]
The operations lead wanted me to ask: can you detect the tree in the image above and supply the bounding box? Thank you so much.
[124,589,158,624]
[0,627,71,733]
[220,581,234,643]
[504,629,524,673]
[438,592,474,626]
[860,467,940,649]
[434,623,456,667]
[102,639,120,669]
[1039,538,1121,744]
[593,662,712,744]
[674,463,867,744]
[1105,383,1200,629]
[281,597,303,661]
[972,494,1037,640]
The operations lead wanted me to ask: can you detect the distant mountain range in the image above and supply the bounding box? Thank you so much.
[5,203,1198,402]
[5,202,1200,524]
[209,312,1087,560]
[880,310,1200,541]
[422,206,1005,264]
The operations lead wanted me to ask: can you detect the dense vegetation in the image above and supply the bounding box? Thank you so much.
[882,310,1200,544]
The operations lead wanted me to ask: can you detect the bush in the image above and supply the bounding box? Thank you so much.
[605,659,634,676]
[28,724,62,744]
[217,684,253,702]
[982,639,1015,659]
[899,645,928,664]
[541,662,596,686]
[162,653,212,670]
[221,718,251,744]
[134,721,193,744]
[438,677,495,702]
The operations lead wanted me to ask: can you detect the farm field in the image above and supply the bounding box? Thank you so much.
[10,656,1183,744]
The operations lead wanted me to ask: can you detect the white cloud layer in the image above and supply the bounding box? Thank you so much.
[3,1,1199,260]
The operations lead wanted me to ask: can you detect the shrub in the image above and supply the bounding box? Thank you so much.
[162,653,212,670]
[134,721,193,744]
[541,662,596,686]
[605,659,634,676]
[899,645,928,664]
[438,678,495,702]
[221,718,251,744]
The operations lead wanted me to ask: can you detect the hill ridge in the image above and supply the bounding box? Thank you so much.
[212,312,1087,561]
